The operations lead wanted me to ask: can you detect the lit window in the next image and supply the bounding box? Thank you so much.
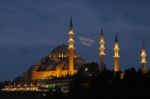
[85,68,88,71]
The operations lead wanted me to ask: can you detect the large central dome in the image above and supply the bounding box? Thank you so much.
[51,44,68,54]
[30,44,86,71]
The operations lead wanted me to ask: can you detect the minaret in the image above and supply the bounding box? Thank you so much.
[99,28,105,72]
[68,18,75,75]
[141,41,148,73]
[113,34,120,72]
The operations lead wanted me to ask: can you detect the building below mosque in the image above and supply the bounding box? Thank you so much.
[23,44,85,81]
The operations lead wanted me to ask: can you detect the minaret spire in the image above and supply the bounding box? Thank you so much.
[69,17,73,31]
[113,33,120,72]
[115,33,118,42]
[141,41,148,73]
[100,28,104,38]
[99,27,105,72]
[68,17,75,75]
[142,41,145,49]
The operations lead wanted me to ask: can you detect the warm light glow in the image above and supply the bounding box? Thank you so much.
[141,47,148,73]
[114,43,120,57]
[59,55,61,57]
[99,38,105,55]
[68,20,75,75]
[68,30,74,35]
[141,49,147,63]
[69,38,74,42]
[114,41,120,72]
[100,52,105,55]
[30,60,77,80]
[68,45,74,49]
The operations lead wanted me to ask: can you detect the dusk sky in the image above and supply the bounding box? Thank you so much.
[0,0,150,81]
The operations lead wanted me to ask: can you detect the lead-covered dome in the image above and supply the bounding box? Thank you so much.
[31,44,86,71]
[51,44,68,54]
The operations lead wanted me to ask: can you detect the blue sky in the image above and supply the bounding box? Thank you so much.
[0,0,150,81]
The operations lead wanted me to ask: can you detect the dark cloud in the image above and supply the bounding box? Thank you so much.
[0,0,150,81]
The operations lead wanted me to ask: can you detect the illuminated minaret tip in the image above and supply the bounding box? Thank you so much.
[141,41,148,73]
[68,17,75,75]
[113,33,120,72]
[99,28,105,72]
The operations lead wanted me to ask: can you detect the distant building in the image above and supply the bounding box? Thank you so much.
[23,19,85,81]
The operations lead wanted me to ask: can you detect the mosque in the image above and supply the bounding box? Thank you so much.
[23,19,85,81]
[22,18,148,81]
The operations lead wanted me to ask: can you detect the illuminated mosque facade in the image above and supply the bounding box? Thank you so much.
[23,19,85,81]
[22,19,148,81]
